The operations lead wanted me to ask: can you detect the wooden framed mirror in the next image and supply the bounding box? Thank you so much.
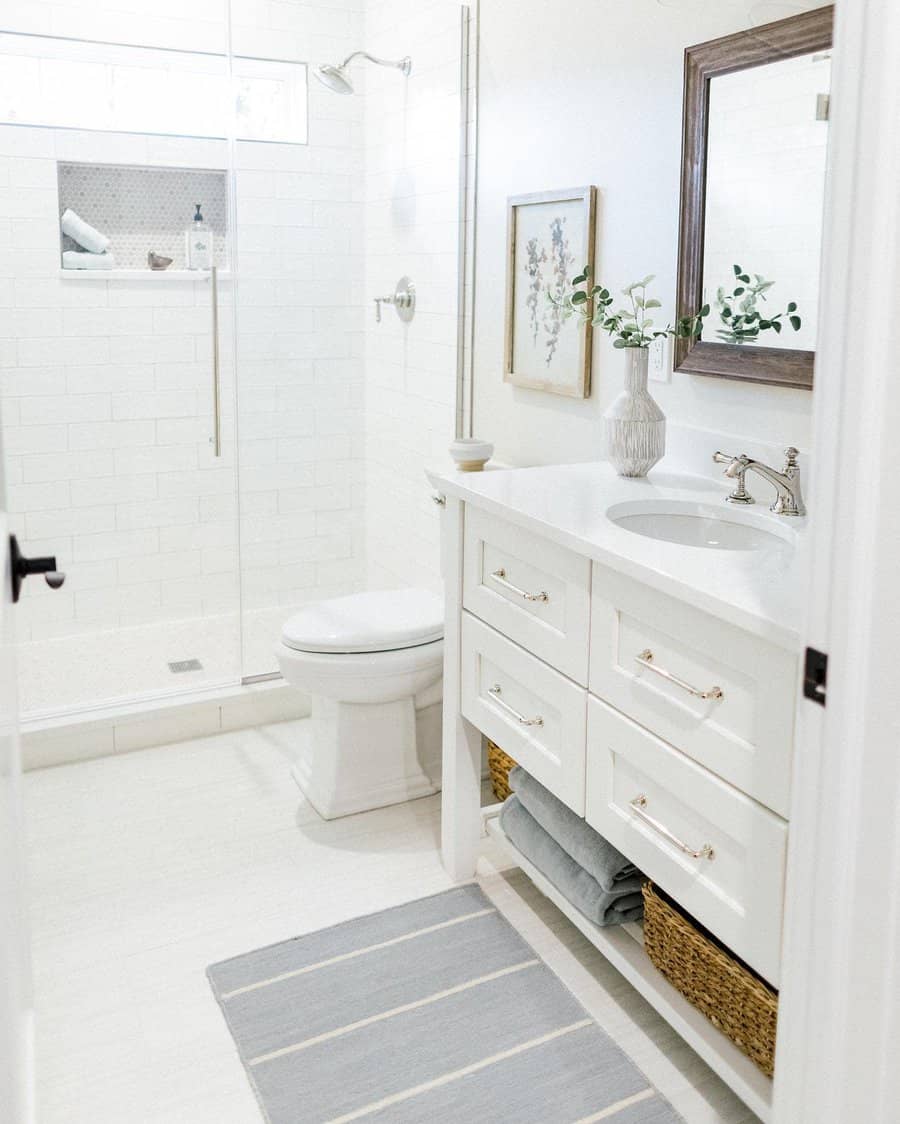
[674,6,834,389]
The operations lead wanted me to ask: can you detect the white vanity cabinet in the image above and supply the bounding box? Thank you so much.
[432,462,805,1122]
[455,510,796,984]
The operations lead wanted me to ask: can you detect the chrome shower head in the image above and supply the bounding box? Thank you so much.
[314,51,412,95]
[314,63,354,95]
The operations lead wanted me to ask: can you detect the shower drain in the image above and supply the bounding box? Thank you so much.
[168,659,204,673]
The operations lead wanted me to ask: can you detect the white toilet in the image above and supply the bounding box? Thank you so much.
[277,588,444,820]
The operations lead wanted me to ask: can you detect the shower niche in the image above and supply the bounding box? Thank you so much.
[56,161,229,277]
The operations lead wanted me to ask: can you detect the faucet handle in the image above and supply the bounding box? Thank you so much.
[784,446,800,471]
[712,451,755,505]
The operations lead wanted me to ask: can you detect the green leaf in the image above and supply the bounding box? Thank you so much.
[733,264,742,276]
[733,287,745,296]
[772,321,782,333]
[613,338,627,348]
[639,273,655,286]
[644,298,662,309]
[787,302,797,313]
[570,291,588,304]
[789,315,801,330]
[738,273,750,283]
[700,304,710,316]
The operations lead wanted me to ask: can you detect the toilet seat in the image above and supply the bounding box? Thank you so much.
[282,589,443,655]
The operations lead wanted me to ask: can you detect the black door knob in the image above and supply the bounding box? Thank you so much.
[9,535,66,604]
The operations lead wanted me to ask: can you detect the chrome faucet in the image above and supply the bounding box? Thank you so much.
[712,447,806,516]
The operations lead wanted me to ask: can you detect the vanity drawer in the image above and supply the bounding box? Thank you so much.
[463,506,591,684]
[589,564,796,818]
[461,612,586,814]
[586,696,786,985]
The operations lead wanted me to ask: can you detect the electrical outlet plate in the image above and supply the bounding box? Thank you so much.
[648,336,671,382]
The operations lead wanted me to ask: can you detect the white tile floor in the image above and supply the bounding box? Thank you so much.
[24,720,757,1123]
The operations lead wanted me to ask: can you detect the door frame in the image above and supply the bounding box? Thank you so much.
[773,0,900,1118]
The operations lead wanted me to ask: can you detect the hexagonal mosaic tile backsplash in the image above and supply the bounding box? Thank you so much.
[58,162,229,271]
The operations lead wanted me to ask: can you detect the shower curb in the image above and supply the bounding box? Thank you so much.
[19,680,311,771]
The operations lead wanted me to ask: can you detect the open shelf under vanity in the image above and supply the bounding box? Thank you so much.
[484,811,774,1123]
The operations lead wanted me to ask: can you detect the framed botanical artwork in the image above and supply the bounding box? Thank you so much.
[504,185,597,398]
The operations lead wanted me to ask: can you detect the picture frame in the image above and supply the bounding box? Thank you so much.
[504,185,597,398]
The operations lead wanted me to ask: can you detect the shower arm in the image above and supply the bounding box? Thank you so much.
[336,51,412,75]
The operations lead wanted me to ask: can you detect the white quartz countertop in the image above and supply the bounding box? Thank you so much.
[426,461,807,649]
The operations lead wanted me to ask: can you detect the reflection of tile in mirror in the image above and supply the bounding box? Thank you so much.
[702,51,830,352]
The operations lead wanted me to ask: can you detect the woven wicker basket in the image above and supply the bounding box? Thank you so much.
[642,882,778,1077]
[487,741,517,802]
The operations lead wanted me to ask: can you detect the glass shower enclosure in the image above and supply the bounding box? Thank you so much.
[0,3,469,721]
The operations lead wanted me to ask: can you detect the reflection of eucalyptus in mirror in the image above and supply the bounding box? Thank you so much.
[714,265,801,345]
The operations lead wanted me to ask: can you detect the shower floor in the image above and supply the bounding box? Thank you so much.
[17,606,293,719]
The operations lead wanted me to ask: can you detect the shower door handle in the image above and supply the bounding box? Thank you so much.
[9,535,66,603]
[210,265,222,457]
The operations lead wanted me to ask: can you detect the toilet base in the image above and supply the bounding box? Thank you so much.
[292,694,441,820]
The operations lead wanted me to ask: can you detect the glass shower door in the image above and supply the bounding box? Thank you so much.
[0,32,245,717]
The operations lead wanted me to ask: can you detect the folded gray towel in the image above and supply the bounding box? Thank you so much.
[509,766,641,894]
[500,796,644,927]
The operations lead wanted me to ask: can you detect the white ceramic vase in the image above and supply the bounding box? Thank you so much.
[604,348,665,477]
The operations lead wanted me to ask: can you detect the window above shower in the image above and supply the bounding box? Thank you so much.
[0,32,308,144]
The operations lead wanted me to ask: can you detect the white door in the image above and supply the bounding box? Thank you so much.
[0,435,34,1124]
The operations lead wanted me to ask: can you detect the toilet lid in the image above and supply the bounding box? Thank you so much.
[281,589,444,654]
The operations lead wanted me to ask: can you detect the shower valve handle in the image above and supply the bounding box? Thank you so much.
[374,277,416,324]
[374,295,393,323]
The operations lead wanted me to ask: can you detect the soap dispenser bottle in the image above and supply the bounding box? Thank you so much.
[185,203,212,270]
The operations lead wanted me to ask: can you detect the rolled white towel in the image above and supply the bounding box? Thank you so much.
[60,208,110,254]
[62,250,115,271]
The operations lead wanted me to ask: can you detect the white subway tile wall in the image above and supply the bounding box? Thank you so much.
[363,0,472,594]
[0,0,469,715]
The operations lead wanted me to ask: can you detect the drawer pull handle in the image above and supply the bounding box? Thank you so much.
[431,493,446,506]
[488,684,544,727]
[635,649,723,701]
[629,795,715,860]
[490,568,549,603]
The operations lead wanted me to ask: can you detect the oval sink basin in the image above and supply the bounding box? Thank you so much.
[607,500,795,552]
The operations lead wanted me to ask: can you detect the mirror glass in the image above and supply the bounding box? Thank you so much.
[702,50,831,352]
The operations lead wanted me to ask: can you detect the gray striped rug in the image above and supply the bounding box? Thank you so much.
[208,884,681,1123]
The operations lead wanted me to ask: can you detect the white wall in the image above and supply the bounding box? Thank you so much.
[472,0,823,468]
